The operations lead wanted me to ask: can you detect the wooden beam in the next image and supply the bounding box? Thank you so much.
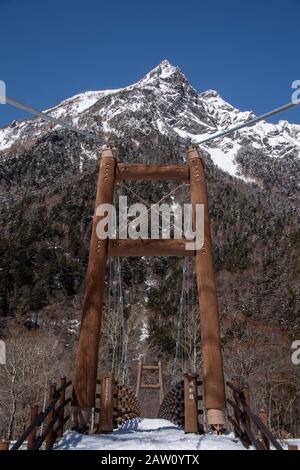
[73,145,117,410]
[135,361,142,398]
[142,365,159,371]
[158,361,164,404]
[108,239,196,257]
[116,163,189,181]
[187,145,225,428]
[141,384,160,389]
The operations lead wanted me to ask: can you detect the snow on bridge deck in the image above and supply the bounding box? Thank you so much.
[55,418,247,451]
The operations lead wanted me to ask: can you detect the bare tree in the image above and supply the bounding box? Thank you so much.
[0,322,75,439]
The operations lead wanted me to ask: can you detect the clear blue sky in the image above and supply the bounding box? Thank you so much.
[0,0,299,127]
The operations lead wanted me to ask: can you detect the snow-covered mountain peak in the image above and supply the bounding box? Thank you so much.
[139,60,183,83]
[135,60,193,97]
[0,60,299,183]
[200,89,221,99]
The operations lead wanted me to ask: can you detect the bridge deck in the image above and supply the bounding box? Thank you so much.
[55,418,247,451]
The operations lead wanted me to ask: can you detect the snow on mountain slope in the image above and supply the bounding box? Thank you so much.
[0,60,299,179]
[55,419,247,451]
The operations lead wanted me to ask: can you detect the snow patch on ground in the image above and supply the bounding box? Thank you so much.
[55,419,248,451]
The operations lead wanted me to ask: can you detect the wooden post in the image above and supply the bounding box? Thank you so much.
[45,383,56,450]
[0,439,10,450]
[98,374,114,433]
[158,361,164,404]
[135,361,142,398]
[27,405,39,450]
[73,145,117,418]
[232,378,240,437]
[243,384,251,431]
[288,444,298,450]
[57,377,66,438]
[187,145,225,428]
[184,373,199,433]
[259,408,270,450]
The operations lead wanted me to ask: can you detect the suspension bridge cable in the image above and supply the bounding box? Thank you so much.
[119,182,188,237]
[5,95,103,144]
[117,257,128,384]
[198,101,300,145]
[5,94,300,149]
[172,258,188,384]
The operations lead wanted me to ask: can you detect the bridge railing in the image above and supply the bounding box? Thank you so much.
[94,374,141,433]
[6,377,72,451]
[226,381,283,450]
[158,373,203,433]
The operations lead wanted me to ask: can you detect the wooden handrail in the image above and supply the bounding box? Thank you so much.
[226,381,283,451]
[227,415,251,449]
[11,377,72,451]
[55,379,72,395]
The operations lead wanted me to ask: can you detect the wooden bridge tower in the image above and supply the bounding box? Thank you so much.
[135,361,164,405]
[72,144,225,428]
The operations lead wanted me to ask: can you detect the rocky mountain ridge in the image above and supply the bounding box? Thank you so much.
[1,60,299,188]
[0,60,299,343]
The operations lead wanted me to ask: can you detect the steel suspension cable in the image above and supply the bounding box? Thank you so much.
[117,257,128,384]
[198,101,300,145]
[5,94,299,149]
[119,182,188,237]
[172,258,188,384]
[5,95,103,144]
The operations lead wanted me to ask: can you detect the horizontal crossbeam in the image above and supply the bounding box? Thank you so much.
[116,164,189,181]
[142,365,159,371]
[108,239,196,257]
[141,384,161,389]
